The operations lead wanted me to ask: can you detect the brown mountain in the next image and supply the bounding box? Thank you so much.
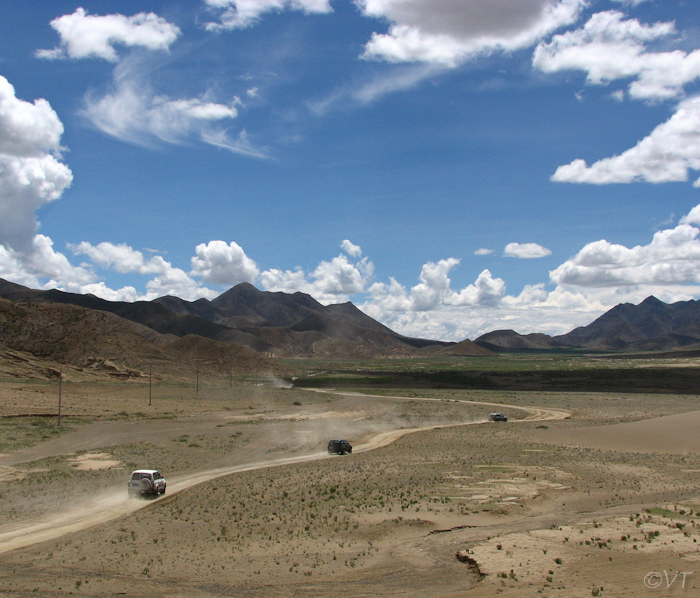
[475,330,566,352]
[0,279,451,358]
[429,339,495,356]
[0,296,274,381]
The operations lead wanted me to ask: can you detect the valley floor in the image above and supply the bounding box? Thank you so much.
[0,381,699,597]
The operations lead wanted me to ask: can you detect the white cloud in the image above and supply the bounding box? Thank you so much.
[680,205,700,226]
[0,234,102,295]
[71,241,217,301]
[503,242,552,258]
[71,241,153,273]
[200,128,269,158]
[204,0,332,31]
[0,244,42,288]
[409,258,460,310]
[550,206,700,288]
[358,0,586,66]
[260,253,373,303]
[78,282,141,302]
[366,260,506,316]
[446,269,506,307]
[145,266,219,301]
[475,248,495,256]
[0,77,73,253]
[341,239,362,258]
[553,95,700,185]
[533,11,700,102]
[190,240,260,285]
[36,7,180,62]
[79,58,258,155]
[308,64,443,115]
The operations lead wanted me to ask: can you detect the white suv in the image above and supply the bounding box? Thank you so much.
[127,469,167,498]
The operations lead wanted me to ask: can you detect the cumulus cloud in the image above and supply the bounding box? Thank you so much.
[0,77,73,252]
[550,206,700,288]
[36,7,180,62]
[366,260,506,315]
[72,241,218,301]
[446,269,506,307]
[190,240,260,285]
[204,0,332,31]
[475,248,495,256]
[358,0,585,66]
[533,11,700,102]
[340,239,362,258]
[0,235,94,291]
[260,253,373,303]
[552,95,700,185]
[504,242,552,258]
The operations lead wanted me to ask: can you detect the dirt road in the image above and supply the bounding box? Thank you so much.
[0,391,570,555]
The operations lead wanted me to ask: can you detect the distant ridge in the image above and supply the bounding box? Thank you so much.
[475,296,700,352]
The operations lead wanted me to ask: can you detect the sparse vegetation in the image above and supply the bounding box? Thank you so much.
[2,357,700,596]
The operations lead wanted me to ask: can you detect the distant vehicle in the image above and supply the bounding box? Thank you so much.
[128,469,167,498]
[327,439,352,455]
[488,413,508,422]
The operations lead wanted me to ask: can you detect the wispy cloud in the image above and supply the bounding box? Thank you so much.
[203,0,332,32]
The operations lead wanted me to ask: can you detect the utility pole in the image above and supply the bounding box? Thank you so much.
[57,367,63,426]
[196,361,199,393]
[148,364,152,406]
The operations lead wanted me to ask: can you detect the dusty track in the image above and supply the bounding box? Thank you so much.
[0,391,569,555]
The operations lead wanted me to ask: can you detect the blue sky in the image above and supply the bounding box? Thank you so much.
[1,0,700,341]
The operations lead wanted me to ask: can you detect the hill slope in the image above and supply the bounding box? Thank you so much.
[0,297,276,381]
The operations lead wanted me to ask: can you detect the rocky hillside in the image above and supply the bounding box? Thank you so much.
[0,297,276,381]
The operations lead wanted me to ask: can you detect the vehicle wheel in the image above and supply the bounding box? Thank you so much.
[161,484,166,495]
[347,448,352,454]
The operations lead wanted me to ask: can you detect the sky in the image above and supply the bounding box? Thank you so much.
[1,0,700,342]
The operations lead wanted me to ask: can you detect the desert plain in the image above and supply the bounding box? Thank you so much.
[1,357,700,597]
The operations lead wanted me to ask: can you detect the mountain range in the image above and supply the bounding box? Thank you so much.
[0,279,488,376]
[2,277,699,382]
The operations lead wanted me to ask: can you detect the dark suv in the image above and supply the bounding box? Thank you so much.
[488,413,508,422]
[327,439,352,455]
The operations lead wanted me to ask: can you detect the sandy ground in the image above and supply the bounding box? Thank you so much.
[1,382,700,596]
